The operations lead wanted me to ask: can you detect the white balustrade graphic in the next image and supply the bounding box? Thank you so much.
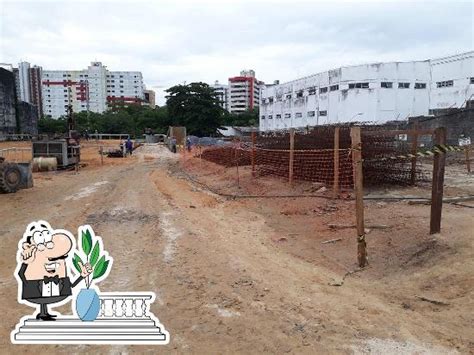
[11,291,169,344]
[98,293,151,318]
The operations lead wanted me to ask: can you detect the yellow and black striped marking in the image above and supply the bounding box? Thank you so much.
[364,144,464,162]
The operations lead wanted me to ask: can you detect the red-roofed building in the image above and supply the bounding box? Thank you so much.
[228,70,263,114]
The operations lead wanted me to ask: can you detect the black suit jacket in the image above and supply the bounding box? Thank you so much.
[18,263,83,300]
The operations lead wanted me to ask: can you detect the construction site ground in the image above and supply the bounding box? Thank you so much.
[0,141,473,354]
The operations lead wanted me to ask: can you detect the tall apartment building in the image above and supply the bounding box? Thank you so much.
[228,70,263,114]
[259,51,474,131]
[18,62,31,102]
[12,62,44,117]
[211,80,229,111]
[29,66,43,117]
[42,61,145,118]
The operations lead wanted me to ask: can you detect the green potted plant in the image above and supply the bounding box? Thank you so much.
[72,226,112,321]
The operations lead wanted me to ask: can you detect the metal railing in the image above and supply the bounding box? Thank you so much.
[89,133,130,140]
[0,134,35,142]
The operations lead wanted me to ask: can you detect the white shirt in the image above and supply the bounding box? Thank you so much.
[42,280,60,297]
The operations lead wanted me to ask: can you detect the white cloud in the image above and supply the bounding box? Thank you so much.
[0,0,472,104]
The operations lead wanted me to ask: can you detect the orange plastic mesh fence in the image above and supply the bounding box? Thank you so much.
[198,143,353,188]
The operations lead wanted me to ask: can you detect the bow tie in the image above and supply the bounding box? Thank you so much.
[44,275,60,285]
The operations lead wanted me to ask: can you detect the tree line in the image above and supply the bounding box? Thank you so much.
[39,82,258,137]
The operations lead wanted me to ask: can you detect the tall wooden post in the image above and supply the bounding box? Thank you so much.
[235,142,240,187]
[333,127,340,198]
[410,124,419,185]
[251,131,256,177]
[430,127,447,235]
[289,128,295,185]
[350,127,367,268]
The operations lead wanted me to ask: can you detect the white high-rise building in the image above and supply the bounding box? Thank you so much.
[12,62,44,116]
[42,62,145,118]
[18,62,31,103]
[228,70,264,114]
[259,51,474,131]
[211,80,229,111]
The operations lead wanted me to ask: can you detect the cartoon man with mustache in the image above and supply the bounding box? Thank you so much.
[16,221,92,321]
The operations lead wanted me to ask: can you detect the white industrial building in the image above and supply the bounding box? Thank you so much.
[259,51,474,131]
[211,80,229,111]
[42,62,145,118]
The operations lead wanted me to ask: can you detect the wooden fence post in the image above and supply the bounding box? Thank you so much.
[289,128,295,185]
[333,127,340,198]
[350,127,367,268]
[410,124,419,185]
[251,131,256,177]
[430,127,447,235]
[235,138,240,187]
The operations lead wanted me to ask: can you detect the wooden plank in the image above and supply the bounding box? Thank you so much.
[321,238,342,244]
[328,223,391,230]
[333,127,340,198]
[350,127,367,267]
[430,127,447,234]
[289,128,295,185]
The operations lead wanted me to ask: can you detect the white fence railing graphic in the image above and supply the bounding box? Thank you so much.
[98,293,153,318]
[11,291,169,344]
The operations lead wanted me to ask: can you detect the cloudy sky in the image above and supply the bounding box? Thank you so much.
[1,0,472,104]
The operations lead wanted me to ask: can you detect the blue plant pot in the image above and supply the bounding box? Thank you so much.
[76,288,100,321]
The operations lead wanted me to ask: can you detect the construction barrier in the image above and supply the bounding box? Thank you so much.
[192,126,469,190]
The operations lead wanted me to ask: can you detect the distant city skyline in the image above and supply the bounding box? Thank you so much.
[1,0,472,105]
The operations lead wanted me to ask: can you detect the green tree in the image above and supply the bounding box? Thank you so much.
[38,106,171,137]
[165,82,224,136]
[38,116,67,135]
[222,108,259,127]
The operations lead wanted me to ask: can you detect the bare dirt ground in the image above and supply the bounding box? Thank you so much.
[0,142,473,354]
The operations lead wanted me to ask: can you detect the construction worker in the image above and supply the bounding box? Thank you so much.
[125,138,133,156]
[186,137,192,152]
[170,137,177,153]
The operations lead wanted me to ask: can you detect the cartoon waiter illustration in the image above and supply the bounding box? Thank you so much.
[16,220,92,321]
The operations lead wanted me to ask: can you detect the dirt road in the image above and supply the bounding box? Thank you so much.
[1,144,472,354]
